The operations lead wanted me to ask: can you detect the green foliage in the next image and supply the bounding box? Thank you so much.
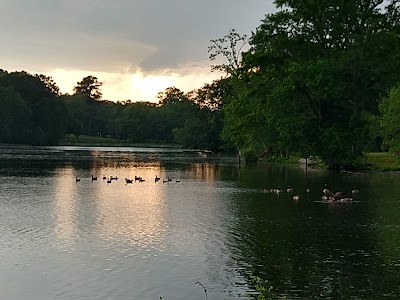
[0,70,67,145]
[62,93,96,138]
[188,78,232,111]
[379,84,400,154]
[0,69,226,150]
[0,86,32,143]
[217,0,400,168]
[35,74,60,96]
[247,277,275,300]
[119,102,155,142]
[254,277,273,300]
[61,85,226,150]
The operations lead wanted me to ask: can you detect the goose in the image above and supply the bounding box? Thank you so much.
[106,178,112,184]
[102,175,107,180]
[125,178,133,184]
[322,184,330,195]
[306,188,310,193]
[155,175,160,183]
[92,175,97,181]
[293,195,300,201]
[352,187,359,194]
[76,177,80,182]
[134,175,141,181]
[287,187,293,193]
[175,179,180,183]
[328,196,336,203]
[334,191,347,200]
[110,176,118,181]
[139,178,145,183]
[162,179,168,184]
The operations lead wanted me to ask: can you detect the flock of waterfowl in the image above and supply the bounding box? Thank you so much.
[263,184,359,203]
[75,175,357,203]
[75,174,180,184]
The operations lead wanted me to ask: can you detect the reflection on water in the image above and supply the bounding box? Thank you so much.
[54,168,78,244]
[0,146,400,299]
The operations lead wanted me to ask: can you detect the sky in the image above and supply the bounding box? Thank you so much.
[0,0,276,102]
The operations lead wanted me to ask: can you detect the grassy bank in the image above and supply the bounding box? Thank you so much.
[260,155,326,168]
[260,152,400,171]
[363,152,400,171]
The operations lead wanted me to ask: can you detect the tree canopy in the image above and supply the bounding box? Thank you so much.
[73,75,103,100]
[0,70,67,144]
[2,0,400,164]
[0,69,225,151]
[379,84,400,154]
[217,0,400,167]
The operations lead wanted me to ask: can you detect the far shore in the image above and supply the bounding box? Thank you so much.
[59,134,182,149]
[4,135,400,172]
[260,152,400,172]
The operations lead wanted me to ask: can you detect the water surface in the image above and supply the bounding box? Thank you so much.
[0,146,399,299]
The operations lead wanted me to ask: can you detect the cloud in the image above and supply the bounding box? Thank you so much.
[0,0,275,73]
[0,0,276,101]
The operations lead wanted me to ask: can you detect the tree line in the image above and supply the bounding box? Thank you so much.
[1,0,400,168]
[0,70,227,151]
[210,0,400,169]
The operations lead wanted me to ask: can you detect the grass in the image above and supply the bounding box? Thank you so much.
[363,152,400,171]
[260,155,326,168]
[260,152,400,171]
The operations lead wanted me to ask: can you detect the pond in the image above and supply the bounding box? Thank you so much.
[0,145,399,299]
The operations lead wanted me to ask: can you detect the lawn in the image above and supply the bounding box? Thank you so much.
[363,152,400,171]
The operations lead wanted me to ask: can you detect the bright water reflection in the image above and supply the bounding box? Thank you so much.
[0,146,400,299]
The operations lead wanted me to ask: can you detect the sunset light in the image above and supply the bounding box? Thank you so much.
[47,66,218,103]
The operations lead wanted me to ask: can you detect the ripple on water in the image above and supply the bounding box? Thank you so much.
[2,147,400,299]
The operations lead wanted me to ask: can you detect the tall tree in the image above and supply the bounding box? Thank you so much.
[0,86,32,143]
[220,0,400,167]
[1,71,67,144]
[73,76,103,100]
[35,74,60,96]
[208,28,248,76]
[379,84,400,154]
[189,78,233,111]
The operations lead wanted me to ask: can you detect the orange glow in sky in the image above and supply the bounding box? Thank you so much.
[47,66,219,103]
